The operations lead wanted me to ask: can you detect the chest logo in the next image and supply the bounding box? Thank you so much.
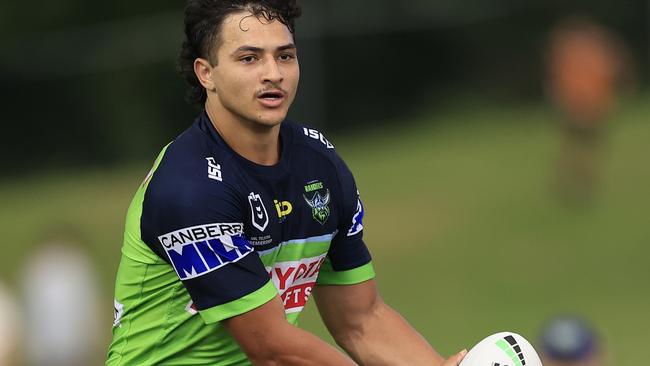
[303,188,331,225]
[248,192,269,232]
[274,200,293,222]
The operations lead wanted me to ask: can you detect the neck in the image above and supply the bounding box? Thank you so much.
[205,101,281,166]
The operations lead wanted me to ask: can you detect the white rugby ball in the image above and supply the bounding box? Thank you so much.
[459,332,542,366]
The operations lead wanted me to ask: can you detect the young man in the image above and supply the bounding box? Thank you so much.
[106,1,466,365]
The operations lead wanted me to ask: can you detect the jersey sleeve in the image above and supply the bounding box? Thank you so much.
[317,156,375,285]
[140,151,275,324]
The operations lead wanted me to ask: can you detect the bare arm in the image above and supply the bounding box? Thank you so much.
[223,295,356,366]
[314,279,466,366]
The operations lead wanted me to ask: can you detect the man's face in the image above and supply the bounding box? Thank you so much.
[208,11,299,128]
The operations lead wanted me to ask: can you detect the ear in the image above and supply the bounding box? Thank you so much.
[194,58,215,91]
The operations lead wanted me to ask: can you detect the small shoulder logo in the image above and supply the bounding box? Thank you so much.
[303,181,331,225]
[206,157,222,181]
[302,128,334,149]
[248,192,269,232]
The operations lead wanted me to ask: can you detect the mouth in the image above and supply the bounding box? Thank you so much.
[256,90,286,108]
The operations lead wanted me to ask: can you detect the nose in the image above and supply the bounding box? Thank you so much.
[262,57,283,84]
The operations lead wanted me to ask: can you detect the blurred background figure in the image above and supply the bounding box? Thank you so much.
[21,240,102,366]
[545,17,633,204]
[0,282,20,366]
[539,315,605,366]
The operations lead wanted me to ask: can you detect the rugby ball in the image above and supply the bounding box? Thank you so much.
[459,332,542,366]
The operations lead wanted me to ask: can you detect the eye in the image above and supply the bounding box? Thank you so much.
[240,55,258,64]
[278,53,296,62]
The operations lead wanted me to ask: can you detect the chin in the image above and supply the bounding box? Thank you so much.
[253,110,288,127]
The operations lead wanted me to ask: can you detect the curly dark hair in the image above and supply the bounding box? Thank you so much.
[179,0,301,106]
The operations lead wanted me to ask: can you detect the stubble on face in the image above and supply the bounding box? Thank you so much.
[207,11,300,131]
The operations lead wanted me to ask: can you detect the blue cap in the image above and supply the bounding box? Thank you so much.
[540,315,597,360]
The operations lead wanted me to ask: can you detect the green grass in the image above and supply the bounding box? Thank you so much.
[1,96,648,364]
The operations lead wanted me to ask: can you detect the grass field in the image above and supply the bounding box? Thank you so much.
[1,97,648,364]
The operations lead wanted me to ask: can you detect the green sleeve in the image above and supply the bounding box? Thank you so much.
[316,259,375,285]
[199,280,278,324]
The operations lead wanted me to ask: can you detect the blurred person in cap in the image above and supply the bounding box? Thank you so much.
[539,315,605,366]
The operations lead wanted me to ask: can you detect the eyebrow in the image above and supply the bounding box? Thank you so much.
[231,43,296,56]
[277,43,296,51]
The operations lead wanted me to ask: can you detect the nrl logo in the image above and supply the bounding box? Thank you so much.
[248,192,269,232]
[303,189,330,225]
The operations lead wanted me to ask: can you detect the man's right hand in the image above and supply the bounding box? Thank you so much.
[439,349,468,366]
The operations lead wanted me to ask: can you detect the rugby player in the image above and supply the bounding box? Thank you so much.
[106,1,466,365]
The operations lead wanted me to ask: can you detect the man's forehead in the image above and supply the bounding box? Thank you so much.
[219,11,293,49]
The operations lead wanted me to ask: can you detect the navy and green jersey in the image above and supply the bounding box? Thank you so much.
[106,112,375,365]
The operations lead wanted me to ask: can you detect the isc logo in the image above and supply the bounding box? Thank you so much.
[159,223,252,280]
[302,128,334,149]
[206,157,222,181]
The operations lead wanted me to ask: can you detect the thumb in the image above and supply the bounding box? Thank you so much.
[443,349,468,366]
